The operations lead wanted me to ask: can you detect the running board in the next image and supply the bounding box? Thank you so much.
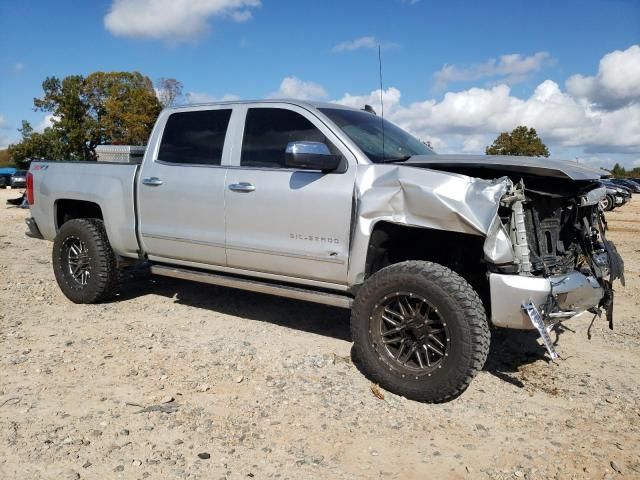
[150,264,353,309]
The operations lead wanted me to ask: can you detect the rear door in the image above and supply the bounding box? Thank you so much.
[137,106,236,266]
[224,104,357,285]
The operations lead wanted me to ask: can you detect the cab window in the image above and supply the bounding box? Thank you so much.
[158,109,232,165]
[241,108,333,169]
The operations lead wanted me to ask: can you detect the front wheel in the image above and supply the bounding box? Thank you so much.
[351,261,490,403]
[600,194,614,211]
[52,218,122,303]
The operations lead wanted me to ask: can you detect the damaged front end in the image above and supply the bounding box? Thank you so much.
[484,177,625,356]
[353,157,624,358]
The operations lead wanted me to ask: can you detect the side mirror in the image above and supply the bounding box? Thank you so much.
[285,141,341,172]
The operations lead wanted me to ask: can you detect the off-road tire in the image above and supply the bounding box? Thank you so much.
[52,218,122,303]
[351,260,490,403]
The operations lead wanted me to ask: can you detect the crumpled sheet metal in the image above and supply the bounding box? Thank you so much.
[355,164,512,238]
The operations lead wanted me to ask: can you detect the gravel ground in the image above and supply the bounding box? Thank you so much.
[1,187,639,480]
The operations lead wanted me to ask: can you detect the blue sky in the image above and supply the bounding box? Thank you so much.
[1,0,639,167]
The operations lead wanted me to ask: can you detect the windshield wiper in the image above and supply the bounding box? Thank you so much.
[379,155,413,164]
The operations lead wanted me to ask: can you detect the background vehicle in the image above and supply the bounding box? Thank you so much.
[599,187,617,211]
[610,178,640,193]
[0,167,16,189]
[25,100,624,402]
[10,170,27,188]
[600,182,629,210]
[601,179,632,205]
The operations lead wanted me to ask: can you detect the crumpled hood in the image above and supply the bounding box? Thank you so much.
[403,154,606,181]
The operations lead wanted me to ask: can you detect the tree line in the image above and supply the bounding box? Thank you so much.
[6,71,634,178]
[7,73,183,167]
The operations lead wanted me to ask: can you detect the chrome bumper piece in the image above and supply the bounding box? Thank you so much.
[522,301,560,359]
[489,271,603,329]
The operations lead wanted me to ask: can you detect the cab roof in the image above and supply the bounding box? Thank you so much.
[165,99,364,112]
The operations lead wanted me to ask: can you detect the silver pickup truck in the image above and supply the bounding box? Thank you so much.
[26,100,624,402]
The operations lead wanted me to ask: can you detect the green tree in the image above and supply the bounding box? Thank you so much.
[0,149,12,167]
[610,163,626,178]
[486,126,550,157]
[8,71,162,163]
[34,75,95,160]
[83,72,161,146]
[7,121,66,167]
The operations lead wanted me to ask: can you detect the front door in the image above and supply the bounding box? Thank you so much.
[137,106,235,266]
[224,105,356,285]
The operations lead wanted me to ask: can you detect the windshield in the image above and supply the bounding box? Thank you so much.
[319,108,433,163]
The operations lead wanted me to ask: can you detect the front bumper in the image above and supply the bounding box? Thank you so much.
[489,271,603,329]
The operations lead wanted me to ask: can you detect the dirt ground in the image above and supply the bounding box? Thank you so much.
[1,187,639,480]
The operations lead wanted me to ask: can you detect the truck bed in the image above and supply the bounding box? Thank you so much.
[28,161,141,258]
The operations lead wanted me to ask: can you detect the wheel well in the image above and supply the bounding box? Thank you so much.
[364,221,490,310]
[56,199,103,229]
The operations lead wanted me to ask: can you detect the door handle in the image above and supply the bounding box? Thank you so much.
[142,177,163,186]
[229,182,256,193]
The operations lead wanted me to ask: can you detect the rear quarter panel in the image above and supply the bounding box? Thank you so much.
[29,162,139,257]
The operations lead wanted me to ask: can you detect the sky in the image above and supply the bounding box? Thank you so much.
[1,0,639,168]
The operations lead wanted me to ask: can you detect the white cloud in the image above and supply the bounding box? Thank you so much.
[186,92,240,103]
[566,44,640,110]
[332,36,398,53]
[104,0,261,41]
[333,47,640,166]
[270,76,327,100]
[461,134,488,153]
[335,87,402,112]
[434,52,555,88]
[14,62,25,72]
[36,114,58,132]
[0,115,7,129]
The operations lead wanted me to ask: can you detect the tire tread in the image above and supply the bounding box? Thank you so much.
[52,218,121,303]
[351,260,490,403]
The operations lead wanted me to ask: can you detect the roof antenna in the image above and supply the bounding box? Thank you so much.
[378,45,385,160]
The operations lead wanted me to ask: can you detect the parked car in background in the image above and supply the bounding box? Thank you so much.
[610,178,640,193]
[10,170,27,188]
[601,179,632,200]
[0,167,16,189]
[599,185,625,211]
[599,180,633,211]
[623,178,640,191]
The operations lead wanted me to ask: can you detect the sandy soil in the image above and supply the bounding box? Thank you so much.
[1,187,639,480]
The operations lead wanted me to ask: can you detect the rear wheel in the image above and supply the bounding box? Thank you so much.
[351,261,490,403]
[52,219,122,303]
